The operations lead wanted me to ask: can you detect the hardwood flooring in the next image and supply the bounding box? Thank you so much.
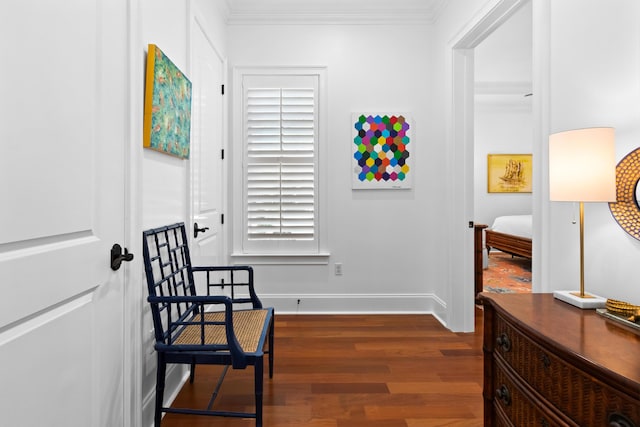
[159,309,485,427]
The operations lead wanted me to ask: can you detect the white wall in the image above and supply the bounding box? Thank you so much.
[133,1,640,422]
[432,0,532,331]
[139,0,227,229]
[546,0,640,304]
[224,1,521,331]
[227,23,449,316]
[138,3,191,423]
[474,107,533,226]
[10,1,640,425]
[437,0,640,307]
[138,1,228,424]
[141,0,190,230]
[474,2,533,226]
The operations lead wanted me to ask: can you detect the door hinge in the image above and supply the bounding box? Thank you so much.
[221,214,224,225]
[221,84,225,95]
[221,149,224,160]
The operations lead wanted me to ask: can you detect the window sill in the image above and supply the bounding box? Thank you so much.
[230,252,331,265]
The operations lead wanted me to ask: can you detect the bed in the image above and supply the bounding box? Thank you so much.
[485,214,532,259]
[474,214,532,301]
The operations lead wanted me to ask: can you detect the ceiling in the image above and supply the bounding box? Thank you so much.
[223,0,449,24]
[221,0,532,104]
[475,2,532,107]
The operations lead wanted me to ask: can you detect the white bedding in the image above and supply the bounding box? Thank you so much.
[489,214,532,239]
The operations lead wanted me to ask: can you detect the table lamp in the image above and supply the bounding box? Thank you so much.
[548,127,616,309]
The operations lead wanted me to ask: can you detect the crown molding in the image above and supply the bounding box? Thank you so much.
[475,81,532,95]
[225,0,448,25]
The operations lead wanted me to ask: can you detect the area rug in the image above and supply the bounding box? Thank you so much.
[483,251,531,294]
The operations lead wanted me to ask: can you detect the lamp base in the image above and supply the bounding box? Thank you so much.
[553,290,606,309]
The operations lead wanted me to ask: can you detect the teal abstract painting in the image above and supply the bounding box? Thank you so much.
[144,44,191,159]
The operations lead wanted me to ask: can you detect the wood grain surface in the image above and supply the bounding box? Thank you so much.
[159,312,485,426]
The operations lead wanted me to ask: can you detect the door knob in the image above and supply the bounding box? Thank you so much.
[110,244,134,271]
[194,222,210,238]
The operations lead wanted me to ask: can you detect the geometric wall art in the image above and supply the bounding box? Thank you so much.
[143,44,192,159]
[352,113,412,189]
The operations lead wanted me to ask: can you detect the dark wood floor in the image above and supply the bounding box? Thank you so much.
[159,308,485,427]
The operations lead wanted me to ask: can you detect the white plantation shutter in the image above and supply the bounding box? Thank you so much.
[243,77,318,251]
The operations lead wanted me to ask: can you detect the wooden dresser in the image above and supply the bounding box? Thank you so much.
[480,293,640,427]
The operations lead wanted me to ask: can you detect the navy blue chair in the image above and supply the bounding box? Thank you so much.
[142,222,274,426]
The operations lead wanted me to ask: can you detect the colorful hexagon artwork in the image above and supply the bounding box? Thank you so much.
[352,114,412,189]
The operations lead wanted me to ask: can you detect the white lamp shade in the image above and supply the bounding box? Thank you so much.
[548,127,616,202]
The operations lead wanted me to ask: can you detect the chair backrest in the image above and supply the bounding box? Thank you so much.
[142,222,199,345]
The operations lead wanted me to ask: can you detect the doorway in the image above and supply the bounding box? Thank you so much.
[474,2,533,294]
[448,0,533,332]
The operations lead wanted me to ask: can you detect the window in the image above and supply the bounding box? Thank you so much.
[246,86,315,241]
[233,69,326,258]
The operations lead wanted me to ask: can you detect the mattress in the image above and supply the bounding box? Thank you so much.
[489,214,532,238]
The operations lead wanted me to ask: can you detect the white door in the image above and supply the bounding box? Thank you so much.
[190,16,225,271]
[0,2,128,426]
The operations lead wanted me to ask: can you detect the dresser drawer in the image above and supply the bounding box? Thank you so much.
[494,359,573,427]
[495,409,513,427]
[494,312,640,426]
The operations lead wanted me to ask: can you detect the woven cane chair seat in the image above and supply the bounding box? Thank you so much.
[174,309,269,353]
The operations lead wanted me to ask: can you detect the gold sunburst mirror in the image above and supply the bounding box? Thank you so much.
[609,147,640,240]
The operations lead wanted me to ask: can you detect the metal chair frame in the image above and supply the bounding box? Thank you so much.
[142,222,274,426]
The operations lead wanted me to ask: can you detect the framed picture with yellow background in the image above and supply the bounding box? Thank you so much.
[487,154,532,193]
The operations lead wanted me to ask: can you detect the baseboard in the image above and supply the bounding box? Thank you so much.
[262,293,446,315]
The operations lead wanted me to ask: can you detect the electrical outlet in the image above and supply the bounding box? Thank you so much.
[335,263,343,275]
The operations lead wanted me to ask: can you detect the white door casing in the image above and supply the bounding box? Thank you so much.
[190,14,225,277]
[448,0,529,332]
[0,1,128,426]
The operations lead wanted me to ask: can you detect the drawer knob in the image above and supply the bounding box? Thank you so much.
[609,413,636,427]
[495,384,512,406]
[496,333,512,352]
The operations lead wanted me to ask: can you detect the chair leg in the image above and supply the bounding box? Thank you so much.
[268,318,274,379]
[255,357,264,427]
[155,353,166,427]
